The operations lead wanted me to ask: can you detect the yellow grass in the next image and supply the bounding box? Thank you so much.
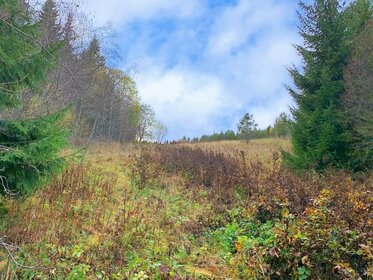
[1,139,292,279]
[181,138,291,161]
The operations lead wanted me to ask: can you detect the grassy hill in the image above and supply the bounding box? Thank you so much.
[1,140,372,279]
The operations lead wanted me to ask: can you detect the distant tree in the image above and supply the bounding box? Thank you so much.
[266,125,272,137]
[81,36,106,69]
[237,113,257,143]
[285,0,372,170]
[152,121,168,143]
[200,135,208,142]
[273,112,291,139]
[39,0,61,45]
[224,130,237,140]
[137,104,156,142]
[196,130,238,142]
[63,12,77,47]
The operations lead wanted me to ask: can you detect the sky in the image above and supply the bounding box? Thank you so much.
[82,0,302,140]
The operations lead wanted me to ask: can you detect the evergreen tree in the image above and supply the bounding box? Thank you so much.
[0,0,68,195]
[81,36,106,69]
[39,0,62,45]
[266,126,272,137]
[0,0,50,109]
[273,112,291,138]
[343,20,373,169]
[285,0,371,170]
[63,12,77,54]
[237,113,257,144]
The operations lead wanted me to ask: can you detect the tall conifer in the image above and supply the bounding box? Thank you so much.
[39,0,61,45]
[286,0,371,170]
[0,0,68,195]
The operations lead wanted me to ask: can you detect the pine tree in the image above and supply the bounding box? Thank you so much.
[74,36,108,140]
[0,0,68,195]
[285,0,371,170]
[39,0,62,45]
[81,36,106,69]
[237,113,257,144]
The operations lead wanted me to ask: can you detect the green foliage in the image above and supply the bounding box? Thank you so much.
[0,0,68,195]
[191,112,291,143]
[237,113,258,143]
[0,0,53,109]
[217,188,371,279]
[273,112,291,139]
[286,0,372,170]
[0,111,69,195]
[198,130,238,142]
[343,20,373,170]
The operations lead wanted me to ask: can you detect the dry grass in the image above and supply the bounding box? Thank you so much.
[1,142,222,278]
[1,139,372,279]
[180,139,290,162]
[132,142,373,279]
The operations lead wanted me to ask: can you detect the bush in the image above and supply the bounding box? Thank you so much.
[134,145,373,278]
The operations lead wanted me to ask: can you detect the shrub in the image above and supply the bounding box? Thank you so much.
[134,145,373,278]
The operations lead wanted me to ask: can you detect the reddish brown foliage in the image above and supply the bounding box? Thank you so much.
[133,145,372,236]
[4,165,117,245]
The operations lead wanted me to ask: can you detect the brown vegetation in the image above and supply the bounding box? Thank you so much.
[132,144,373,278]
[1,141,372,279]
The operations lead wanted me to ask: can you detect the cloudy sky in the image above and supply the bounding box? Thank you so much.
[82,0,302,140]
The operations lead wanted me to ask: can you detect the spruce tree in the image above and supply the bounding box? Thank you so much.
[81,36,106,69]
[343,20,373,169]
[39,0,61,45]
[286,0,371,170]
[0,0,68,195]
[63,12,77,54]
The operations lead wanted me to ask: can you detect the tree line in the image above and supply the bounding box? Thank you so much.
[0,0,371,196]
[0,0,165,195]
[186,112,291,143]
[9,0,165,144]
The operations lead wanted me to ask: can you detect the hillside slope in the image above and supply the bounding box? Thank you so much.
[1,140,372,279]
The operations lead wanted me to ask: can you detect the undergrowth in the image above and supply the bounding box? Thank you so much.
[1,142,372,279]
[132,145,373,279]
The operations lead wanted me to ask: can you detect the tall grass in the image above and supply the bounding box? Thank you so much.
[1,141,372,279]
[132,144,373,279]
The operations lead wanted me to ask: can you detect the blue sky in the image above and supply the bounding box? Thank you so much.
[83,0,302,140]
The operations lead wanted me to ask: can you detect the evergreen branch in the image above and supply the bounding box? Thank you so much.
[0,17,84,91]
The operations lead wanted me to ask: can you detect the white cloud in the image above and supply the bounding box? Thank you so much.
[82,0,202,27]
[200,0,300,129]
[82,0,301,139]
[136,66,239,139]
[206,1,293,57]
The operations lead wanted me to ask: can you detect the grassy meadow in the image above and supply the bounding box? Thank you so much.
[1,0,372,279]
[178,139,290,162]
[1,139,372,279]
